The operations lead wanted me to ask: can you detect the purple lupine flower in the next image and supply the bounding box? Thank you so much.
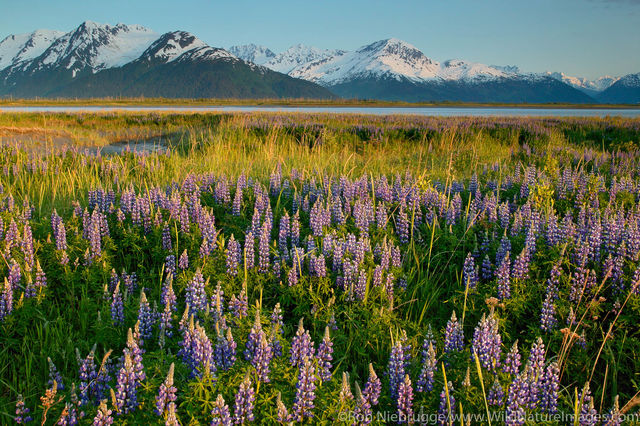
[258,222,270,274]
[52,211,68,252]
[276,392,290,423]
[579,383,598,426]
[214,326,237,371]
[528,337,546,374]
[111,283,124,326]
[93,399,113,426]
[416,342,436,393]
[162,223,173,251]
[397,375,414,424]
[229,285,248,318]
[179,204,190,234]
[161,276,177,312]
[463,252,479,289]
[8,259,20,290]
[178,250,189,270]
[57,401,76,424]
[185,269,208,315]
[495,236,511,266]
[363,363,382,406]
[232,185,243,216]
[35,261,47,292]
[290,211,300,247]
[472,313,502,371]
[114,352,139,414]
[233,375,256,424]
[211,394,232,426]
[292,356,317,422]
[540,293,557,332]
[21,224,34,270]
[387,335,409,401]
[126,327,146,383]
[376,202,388,229]
[481,255,493,280]
[15,394,32,424]
[288,263,299,287]
[245,310,263,362]
[438,381,455,426]
[226,235,241,277]
[1,278,14,321]
[546,262,561,300]
[539,362,559,414]
[290,319,315,367]
[271,303,284,334]
[180,318,216,379]
[315,254,327,278]
[4,219,18,255]
[165,255,176,279]
[505,372,527,426]
[444,311,464,354]
[488,377,504,406]
[353,382,372,425]
[210,282,225,327]
[243,231,255,270]
[354,268,367,301]
[503,341,522,375]
[87,210,102,260]
[137,291,154,345]
[396,203,409,244]
[253,332,273,383]
[122,271,138,295]
[77,346,99,406]
[155,363,177,416]
[512,248,530,280]
[47,357,64,391]
[496,252,511,300]
[316,326,334,382]
[269,327,283,358]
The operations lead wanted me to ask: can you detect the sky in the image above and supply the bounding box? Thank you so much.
[1,0,639,79]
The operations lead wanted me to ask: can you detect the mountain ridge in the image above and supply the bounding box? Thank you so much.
[1,22,637,103]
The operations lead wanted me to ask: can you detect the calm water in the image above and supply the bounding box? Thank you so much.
[1,105,640,117]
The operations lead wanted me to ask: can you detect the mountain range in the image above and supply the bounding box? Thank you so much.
[0,21,638,103]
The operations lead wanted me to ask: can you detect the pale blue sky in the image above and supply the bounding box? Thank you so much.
[1,0,638,79]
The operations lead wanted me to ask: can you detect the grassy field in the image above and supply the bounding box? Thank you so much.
[1,112,640,424]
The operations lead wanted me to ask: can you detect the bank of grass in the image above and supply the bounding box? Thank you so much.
[1,96,639,108]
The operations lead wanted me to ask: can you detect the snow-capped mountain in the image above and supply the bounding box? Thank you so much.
[229,44,275,65]
[598,73,640,103]
[141,31,235,64]
[546,72,619,96]
[263,44,344,75]
[0,29,64,70]
[268,39,531,86]
[271,39,591,103]
[27,21,158,75]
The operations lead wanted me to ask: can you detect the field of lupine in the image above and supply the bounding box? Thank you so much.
[1,112,640,425]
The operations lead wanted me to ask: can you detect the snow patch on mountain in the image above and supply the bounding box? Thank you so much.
[614,72,640,88]
[142,31,236,65]
[35,21,158,74]
[546,72,619,92]
[229,44,275,65]
[0,30,64,70]
[265,44,344,74]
